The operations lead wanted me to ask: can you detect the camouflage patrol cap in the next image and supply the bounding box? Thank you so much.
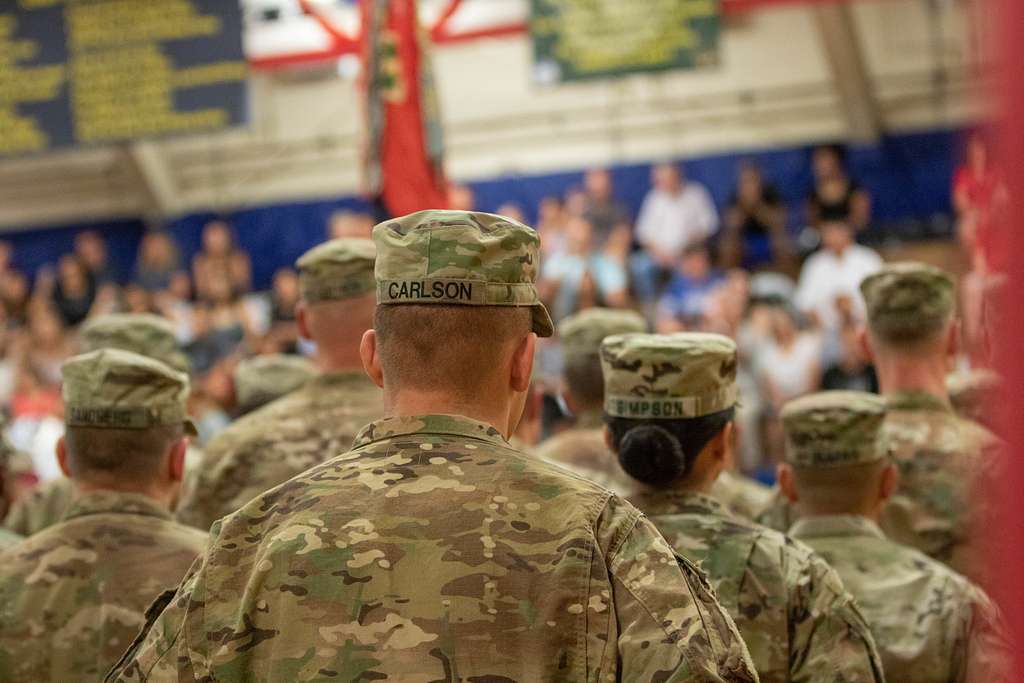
[601,333,738,419]
[860,262,955,339]
[62,348,196,436]
[560,308,647,362]
[234,353,316,413]
[80,313,189,373]
[296,238,377,303]
[373,210,554,337]
[782,391,887,467]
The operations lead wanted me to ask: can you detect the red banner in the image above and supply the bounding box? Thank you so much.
[362,0,448,217]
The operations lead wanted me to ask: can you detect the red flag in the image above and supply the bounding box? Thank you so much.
[362,0,448,217]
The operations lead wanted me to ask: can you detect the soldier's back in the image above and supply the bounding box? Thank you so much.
[709,470,774,522]
[534,421,633,495]
[791,514,1011,683]
[176,371,383,530]
[110,415,759,682]
[3,476,74,537]
[0,490,207,682]
[879,391,1001,582]
[633,490,883,683]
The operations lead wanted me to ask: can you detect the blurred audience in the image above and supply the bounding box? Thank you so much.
[192,220,251,300]
[540,216,628,321]
[655,242,725,332]
[633,162,719,302]
[135,231,182,292]
[806,144,871,231]
[954,133,1008,275]
[720,161,793,273]
[581,168,630,249]
[328,210,375,240]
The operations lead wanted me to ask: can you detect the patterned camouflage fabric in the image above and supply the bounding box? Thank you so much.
[782,391,888,467]
[860,261,955,340]
[632,490,884,683]
[176,371,383,531]
[3,476,74,537]
[109,415,758,682]
[80,313,190,373]
[710,470,774,522]
[233,353,316,414]
[535,410,634,495]
[0,491,207,682]
[0,525,20,550]
[296,237,376,303]
[878,390,1002,586]
[947,368,1000,424]
[791,515,1012,682]
[374,210,554,337]
[560,307,647,361]
[601,333,738,419]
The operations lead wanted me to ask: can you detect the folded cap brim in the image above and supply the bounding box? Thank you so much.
[532,303,554,338]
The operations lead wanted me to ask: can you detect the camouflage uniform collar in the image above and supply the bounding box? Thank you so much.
[629,489,728,519]
[314,370,377,387]
[788,514,886,542]
[62,489,172,523]
[352,414,509,450]
[885,390,953,414]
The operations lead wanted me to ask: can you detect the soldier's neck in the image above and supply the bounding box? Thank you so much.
[71,479,175,510]
[315,344,366,374]
[384,390,515,440]
[875,354,949,400]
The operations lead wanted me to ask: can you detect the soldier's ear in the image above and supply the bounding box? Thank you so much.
[879,462,899,503]
[360,329,384,388]
[857,326,874,363]
[603,425,614,452]
[168,438,188,484]
[296,301,312,341]
[509,332,536,394]
[777,464,798,504]
[56,437,71,478]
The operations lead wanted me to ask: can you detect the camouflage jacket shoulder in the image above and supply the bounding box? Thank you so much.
[0,526,21,550]
[879,391,1004,583]
[3,476,74,537]
[534,425,634,495]
[109,414,757,682]
[791,515,1012,682]
[0,490,207,683]
[176,371,383,531]
[709,470,774,522]
[632,490,884,683]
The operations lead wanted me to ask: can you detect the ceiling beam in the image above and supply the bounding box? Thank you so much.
[812,2,883,143]
[123,141,179,219]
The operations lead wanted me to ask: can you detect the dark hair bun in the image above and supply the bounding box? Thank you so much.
[617,423,688,486]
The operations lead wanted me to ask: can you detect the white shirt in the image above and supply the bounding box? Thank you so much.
[635,183,719,256]
[795,244,884,331]
[759,333,823,401]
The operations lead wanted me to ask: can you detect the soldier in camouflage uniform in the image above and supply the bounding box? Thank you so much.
[602,333,884,683]
[0,439,22,549]
[534,307,646,493]
[3,313,191,537]
[947,367,1000,429]
[107,210,758,682]
[233,353,316,415]
[778,390,1011,682]
[175,239,384,531]
[863,262,1001,583]
[0,349,208,682]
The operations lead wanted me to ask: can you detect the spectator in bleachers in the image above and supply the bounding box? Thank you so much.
[266,267,301,353]
[496,202,527,224]
[448,182,476,211]
[74,230,119,287]
[720,161,793,273]
[154,271,196,345]
[49,255,96,327]
[0,270,29,328]
[193,220,252,300]
[820,321,878,393]
[806,144,870,231]
[537,196,569,264]
[539,215,628,321]
[655,242,726,332]
[134,231,182,293]
[633,162,719,302]
[21,308,70,389]
[954,132,1007,275]
[121,283,156,315]
[582,168,630,248]
[794,219,882,334]
[328,210,375,240]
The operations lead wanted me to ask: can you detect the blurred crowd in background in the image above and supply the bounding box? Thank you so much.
[0,135,1005,489]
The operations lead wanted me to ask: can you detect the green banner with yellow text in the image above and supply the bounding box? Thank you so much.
[530,0,720,84]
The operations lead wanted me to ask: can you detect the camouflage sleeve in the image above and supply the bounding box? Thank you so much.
[788,548,886,683]
[607,508,759,683]
[962,585,1014,683]
[104,556,205,682]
